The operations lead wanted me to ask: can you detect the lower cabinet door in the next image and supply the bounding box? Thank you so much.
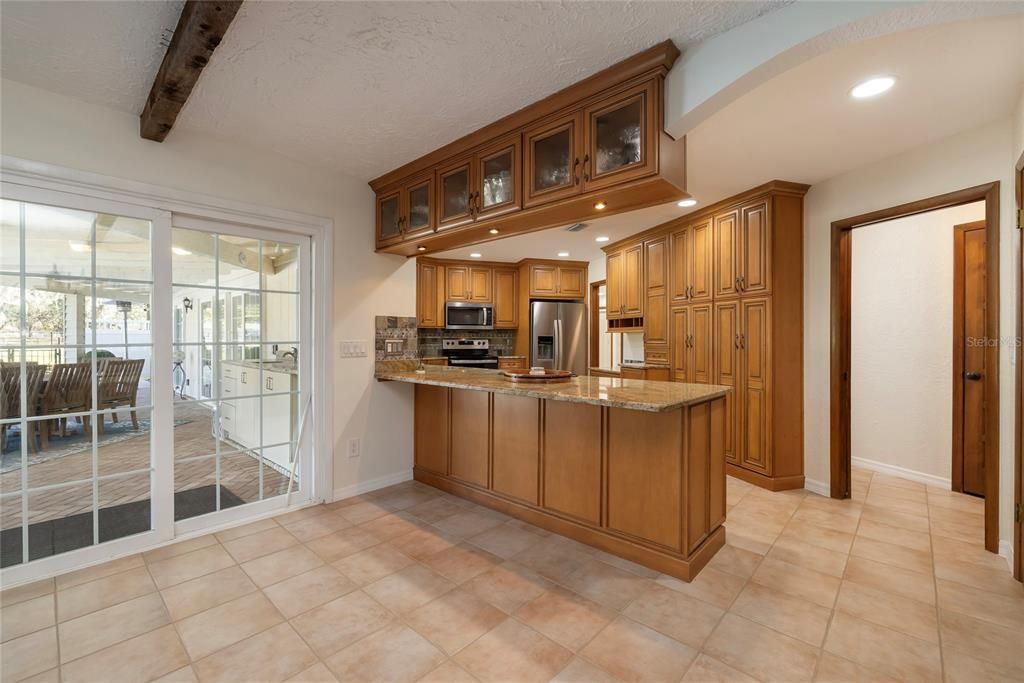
[414,385,449,475]
[714,302,740,465]
[740,298,771,475]
[542,401,601,524]
[492,394,539,503]
[450,389,490,487]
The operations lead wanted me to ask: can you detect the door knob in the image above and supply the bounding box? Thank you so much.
[964,371,983,381]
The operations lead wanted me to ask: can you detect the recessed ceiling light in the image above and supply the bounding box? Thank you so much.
[594,201,607,210]
[470,253,482,258]
[850,76,895,99]
[595,236,610,243]
[489,228,499,235]
[171,246,192,256]
[68,240,91,252]
[677,198,698,208]
[417,246,427,252]
[557,252,570,258]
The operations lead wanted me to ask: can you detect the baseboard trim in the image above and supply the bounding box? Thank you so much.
[851,457,951,489]
[726,463,804,491]
[804,478,830,497]
[999,540,1014,574]
[332,469,413,502]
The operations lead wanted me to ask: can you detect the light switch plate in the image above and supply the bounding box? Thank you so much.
[339,340,369,358]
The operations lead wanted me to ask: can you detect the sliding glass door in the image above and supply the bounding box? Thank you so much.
[0,185,313,577]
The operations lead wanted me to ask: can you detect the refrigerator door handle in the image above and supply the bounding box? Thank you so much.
[553,319,561,370]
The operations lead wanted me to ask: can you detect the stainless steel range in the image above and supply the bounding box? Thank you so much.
[441,339,499,369]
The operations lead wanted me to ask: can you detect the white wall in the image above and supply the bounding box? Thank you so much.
[850,202,984,484]
[805,118,1019,549]
[0,78,418,498]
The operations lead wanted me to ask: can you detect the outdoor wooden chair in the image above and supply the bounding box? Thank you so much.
[96,358,145,433]
[1,364,48,453]
[38,362,92,449]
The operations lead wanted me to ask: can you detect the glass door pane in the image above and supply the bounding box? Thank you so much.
[171,223,307,522]
[1,199,155,568]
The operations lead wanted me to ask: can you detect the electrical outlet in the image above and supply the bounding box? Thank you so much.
[347,438,361,459]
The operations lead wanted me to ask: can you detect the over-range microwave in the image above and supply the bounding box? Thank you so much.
[445,302,494,330]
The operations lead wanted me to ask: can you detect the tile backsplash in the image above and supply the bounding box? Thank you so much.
[374,316,418,360]
[417,328,517,358]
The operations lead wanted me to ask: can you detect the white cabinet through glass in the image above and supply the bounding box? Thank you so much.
[1,199,155,568]
[171,226,303,519]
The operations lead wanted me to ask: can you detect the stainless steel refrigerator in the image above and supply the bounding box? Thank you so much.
[530,301,588,376]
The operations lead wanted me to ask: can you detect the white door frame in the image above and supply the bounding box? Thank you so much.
[0,156,334,587]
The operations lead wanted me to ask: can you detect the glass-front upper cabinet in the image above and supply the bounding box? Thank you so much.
[376,190,402,245]
[474,136,520,221]
[405,176,433,238]
[583,81,657,191]
[437,157,473,230]
[524,112,583,208]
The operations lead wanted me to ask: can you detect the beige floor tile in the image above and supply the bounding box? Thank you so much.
[147,544,236,589]
[942,646,1024,683]
[417,660,478,683]
[467,520,545,559]
[843,556,935,605]
[778,519,854,554]
[864,492,929,517]
[61,625,188,683]
[706,543,763,579]
[927,504,983,527]
[406,588,505,655]
[721,522,779,555]
[58,592,169,663]
[750,557,840,608]
[621,582,723,649]
[514,586,615,652]
[336,500,394,526]
[153,665,199,683]
[11,667,59,683]
[331,543,414,585]
[0,578,54,608]
[55,555,144,591]
[239,544,322,587]
[56,565,155,622]
[289,590,392,657]
[855,517,931,551]
[559,557,650,611]
[387,526,457,559]
[930,534,1009,571]
[859,504,931,533]
[455,618,572,683]
[790,506,861,534]
[933,556,1024,598]
[581,616,697,683]
[433,508,507,539]
[655,566,745,610]
[364,564,455,614]
[359,511,425,541]
[282,662,337,683]
[464,560,553,614]
[323,623,445,683]
[221,526,298,564]
[767,536,848,578]
[588,549,661,579]
[406,496,472,523]
[213,517,279,543]
[813,653,900,683]
[936,577,1024,630]
[552,657,624,683]
[930,517,985,545]
[848,535,932,575]
[681,653,758,683]
[1,593,54,643]
[513,536,594,584]
[193,622,317,683]
[834,580,938,643]
[703,613,818,683]
[304,526,382,562]
[0,626,58,681]
[174,591,283,661]
[421,541,503,584]
[263,565,357,619]
[159,565,257,622]
[142,535,218,564]
[938,609,1024,678]
[823,611,941,682]
[277,511,352,543]
[730,581,832,646]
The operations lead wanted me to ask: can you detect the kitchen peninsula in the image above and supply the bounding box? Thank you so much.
[376,363,730,580]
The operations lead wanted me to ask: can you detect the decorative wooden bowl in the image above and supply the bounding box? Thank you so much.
[501,369,574,382]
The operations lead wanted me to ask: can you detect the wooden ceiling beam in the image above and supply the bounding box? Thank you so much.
[140,0,243,142]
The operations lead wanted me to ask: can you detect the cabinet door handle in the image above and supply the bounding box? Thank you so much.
[734,334,740,349]
[573,157,581,184]
[739,275,746,291]
[740,333,746,349]
[734,276,740,291]
[241,371,247,384]
[583,154,590,182]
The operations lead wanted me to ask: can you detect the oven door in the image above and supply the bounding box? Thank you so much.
[448,357,499,369]
[445,303,494,330]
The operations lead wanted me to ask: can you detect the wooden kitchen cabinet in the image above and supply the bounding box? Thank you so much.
[670,218,712,304]
[713,210,740,299]
[739,297,771,475]
[526,262,588,299]
[671,303,712,384]
[556,265,586,298]
[582,80,658,192]
[450,389,490,487]
[446,265,492,303]
[524,112,583,208]
[714,198,773,299]
[416,261,444,328]
[437,157,475,230]
[377,174,436,246]
[713,301,740,465]
[493,268,518,328]
[475,137,521,222]
[492,394,539,504]
[644,237,668,362]
[604,241,644,321]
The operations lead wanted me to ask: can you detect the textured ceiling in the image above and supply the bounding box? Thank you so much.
[0,0,786,179]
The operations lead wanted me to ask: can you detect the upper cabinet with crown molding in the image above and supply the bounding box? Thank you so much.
[370,42,687,257]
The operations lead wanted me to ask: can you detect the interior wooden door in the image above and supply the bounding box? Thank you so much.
[691,303,713,384]
[606,251,623,319]
[714,301,740,464]
[740,298,771,475]
[671,307,689,381]
[690,218,714,301]
[740,198,772,295]
[954,221,988,497]
[669,227,690,304]
[714,210,739,299]
[623,244,644,316]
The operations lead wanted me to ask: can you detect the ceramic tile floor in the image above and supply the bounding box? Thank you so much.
[1,468,1022,683]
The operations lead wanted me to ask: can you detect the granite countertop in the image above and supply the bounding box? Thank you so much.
[223,359,298,375]
[589,367,621,375]
[374,363,729,412]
